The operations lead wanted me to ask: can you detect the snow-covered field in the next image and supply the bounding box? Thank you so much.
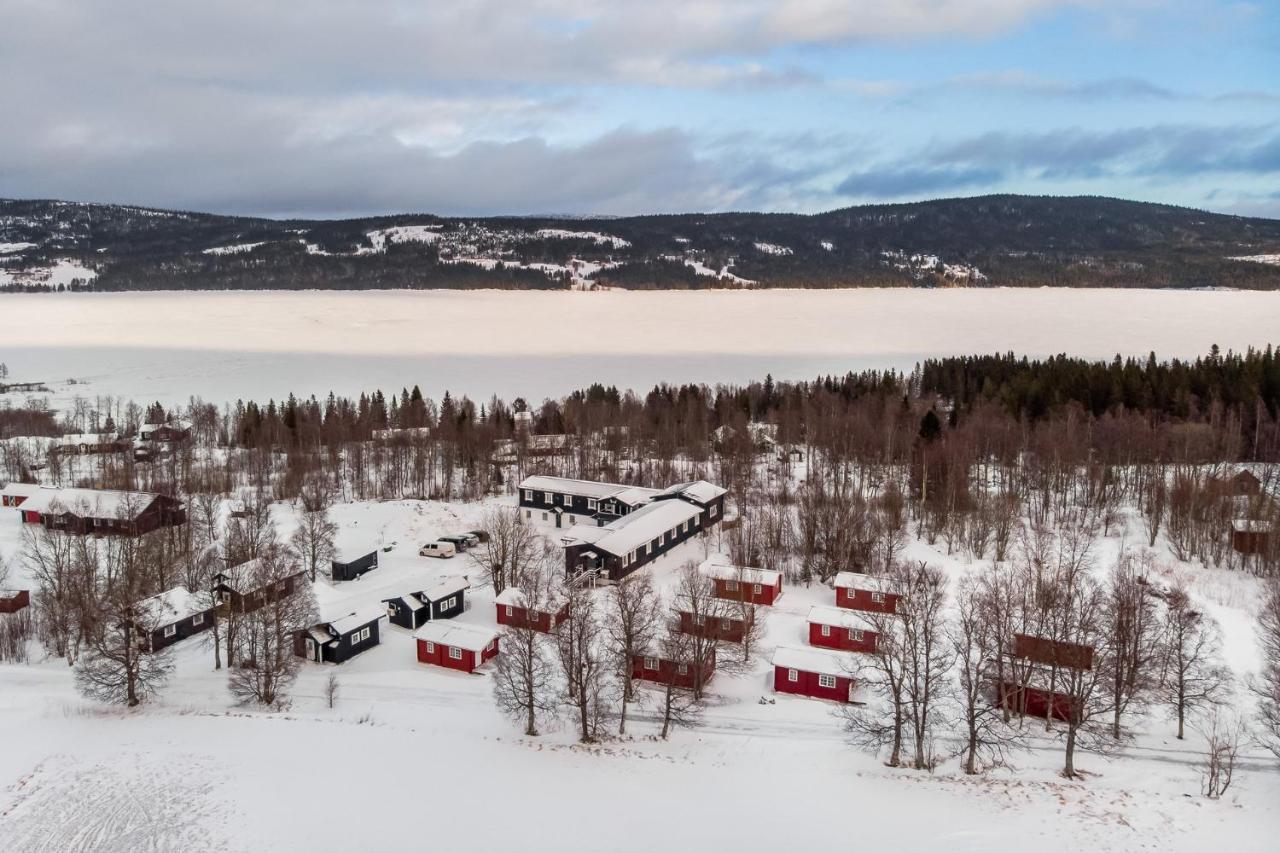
[1,498,1276,852]
[3,288,1278,407]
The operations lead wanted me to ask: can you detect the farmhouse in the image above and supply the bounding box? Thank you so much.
[384,576,468,630]
[296,606,383,664]
[631,648,716,689]
[700,558,782,606]
[494,586,569,633]
[833,571,902,614]
[562,499,706,581]
[331,549,379,582]
[806,606,879,654]
[415,622,500,673]
[17,487,186,535]
[518,474,660,528]
[212,561,308,614]
[1,482,42,508]
[139,420,192,444]
[676,609,747,643]
[133,586,215,652]
[0,589,31,613]
[999,633,1096,722]
[772,645,857,703]
[1231,519,1272,555]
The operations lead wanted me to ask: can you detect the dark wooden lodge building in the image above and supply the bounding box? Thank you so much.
[383,576,468,630]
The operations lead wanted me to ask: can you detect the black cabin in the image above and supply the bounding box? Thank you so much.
[331,550,379,582]
[383,578,468,630]
[295,608,382,664]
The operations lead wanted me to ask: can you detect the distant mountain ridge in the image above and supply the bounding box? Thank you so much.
[2,194,1279,291]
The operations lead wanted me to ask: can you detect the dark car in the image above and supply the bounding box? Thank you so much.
[438,533,479,551]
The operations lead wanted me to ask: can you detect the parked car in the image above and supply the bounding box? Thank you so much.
[439,533,479,551]
[419,541,457,559]
[467,529,490,543]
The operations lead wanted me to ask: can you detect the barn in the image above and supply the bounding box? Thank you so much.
[806,605,879,654]
[331,549,379,582]
[833,572,902,614]
[384,576,469,630]
[1,482,41,508]
[295,606,383,664]
[631,648,716,689]
[495,586,569,633]
[415,622,499,673]
[133,586,215,652]
[676,609,746,643]
[0,589,31,613]
[1231,519,1272,555]
[772,645,858,703]
[700,558,782,606]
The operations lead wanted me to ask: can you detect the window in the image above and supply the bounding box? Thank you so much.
[677,663,688,675]
[659,532,666,545]
[568,515,576,524]
[525,509,531,519]
[720,618,732,630]
[352,626,371,643]
[163,624,177,638]
[505,605,514,617]
[695,614,705,626]
[449,646,463,660]
[871,591,886,604]
[753,583,762,594]
[441,596,456,611]
[818,674,837,689]
[94,517,105,528]
[646,542,653,555]
[192,613,204,626]
[709,505,718,517]
[587,498,597,511]
[561,494,573,506]
[787,668,798,682]
[544,491,553,503]
[541,512,548,521]
[725,580,739,592]
[644,657,658,670]
[849,629,864,642]
[524,489,533,501]
[425,641,435,653]
[820,624,831,637]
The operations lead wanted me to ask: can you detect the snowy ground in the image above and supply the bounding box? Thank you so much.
[3,288,1278,407]
[0,497,1277,852]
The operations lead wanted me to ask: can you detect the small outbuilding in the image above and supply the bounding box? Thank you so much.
[331,550,379,582]
[495,587,569,633]
[1231,519,1272,555]
[807,605,879,654]
[415,622,500,673]
[295,606,383,664]
[0,589,31,613]
[833,571,901,614]
[700,558,782,606]
[383,576,469,630]
[772,645,857,703]
[133,586,215,652]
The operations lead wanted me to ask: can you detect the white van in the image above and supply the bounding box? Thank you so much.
[418,541,457,559]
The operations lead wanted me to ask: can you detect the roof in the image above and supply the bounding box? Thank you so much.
[699,557,781,587]
[807,606,877,633]
[493,586,563,611]
[414,621,499,653]
[565,498,703,558]
[772,645,858,677]
[55,433,122,445]
[833,572,898,593]
[1,482,43,499]
[519,475,656,502]
[422,575,469,602]
[134,586,211,626]
[19,487,162,520]
[386,593,425,611]
[612,486,662,507]
[656,480,727,504]
[308,626,336,645]
[326,605,385,636]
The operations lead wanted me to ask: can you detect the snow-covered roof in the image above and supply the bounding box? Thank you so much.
[612,486,661,507]
[1232,519,1272,533]
[134,586,211,626]
[55,432,121,445]
[414,621,499,653]
[699,557,780,587]
[771,645,857,677]
[655,480,727,504]
[40,488,162,520]
[807,606,877,633]
[1,482,42,499]
[391,594,425,612]
[519,475,657,502]
[833,572,898,593]
[566,498,703,558]
[0,589,27,598]
[422,575,469,602]
[326,605,385,636]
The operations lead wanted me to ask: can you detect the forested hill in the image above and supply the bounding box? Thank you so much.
[2,194,1279,292]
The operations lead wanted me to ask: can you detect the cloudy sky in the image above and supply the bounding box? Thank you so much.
[1,1,1276,218]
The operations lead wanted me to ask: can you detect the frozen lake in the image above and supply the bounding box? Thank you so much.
[3,288,1278,406]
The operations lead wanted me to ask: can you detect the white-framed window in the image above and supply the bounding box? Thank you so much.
[561,494,572,506]
[646,542,653,555]
[677,663,688,675]
[644,657,658,670]
[163,624,177,637]
[850,629,864,642]
[441,596,456,611]
[541,492,551,503]
[352,626,370,643]
[587,498,597,511]
[709,505,718,517]
[505,605,514,617]
[753,583,762,594]
[787,668,798,682]
[524,489,533,501]
[449,646,463,660]
[192,613,204,626]
[94,517,106,528]
[871,591,886,604]
[820,624,831,637]
[659,532,666,545]
[725,580,739,592]
[818,674,837,689]
[425,641,435,653]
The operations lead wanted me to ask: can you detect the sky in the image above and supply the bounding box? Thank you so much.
[0,0,1277,219]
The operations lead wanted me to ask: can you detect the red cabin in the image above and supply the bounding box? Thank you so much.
[998,678,1079,723]
[806,606,879,654]
[677,610,746,643]
[699,559,782,606]
[495,587,569,633]
[0,589,31,614]
[631,649,716,689]
[415,622,500,673]
[833,571,901,614]
[772,645,858,703]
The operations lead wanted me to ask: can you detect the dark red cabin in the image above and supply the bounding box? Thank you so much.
[677,610,746,643]
[0,589,31,614]
[806,606,878,654]
[495,587,569,633]
[772,645,857,703]
[415,622,500,674]
[631,650,716,689]
[833,571,901,614]
[700,560,782,606]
